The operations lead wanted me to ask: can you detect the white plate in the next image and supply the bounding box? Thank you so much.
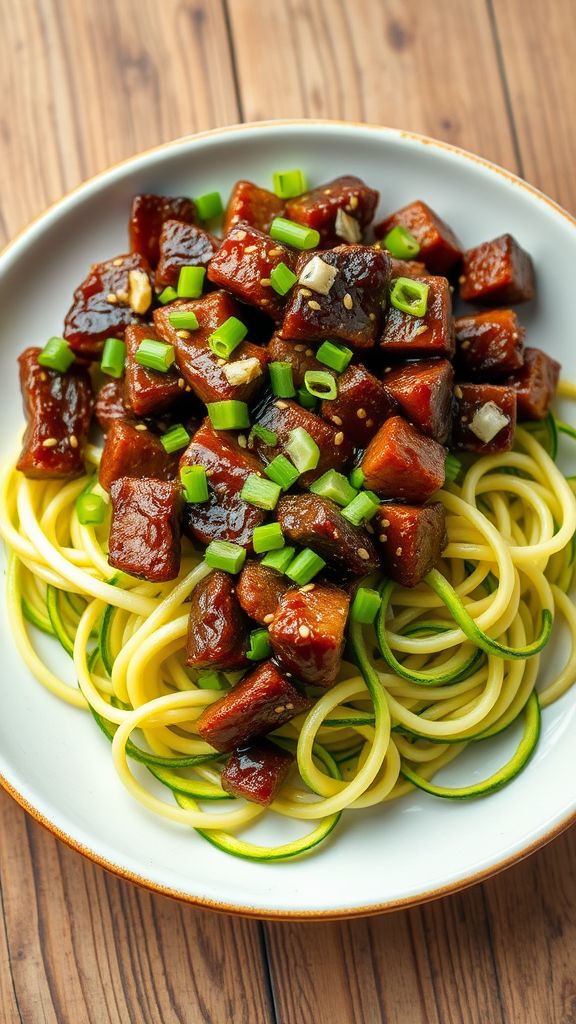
[1,121,575,919]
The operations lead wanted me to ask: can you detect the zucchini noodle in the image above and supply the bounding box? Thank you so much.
[2,404,576,862]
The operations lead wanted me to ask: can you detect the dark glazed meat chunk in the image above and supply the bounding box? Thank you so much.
[375,503,447,588]
[321,364,396,447]
[276,494,380,574]
[380,275,455,358]
[285,175,379,248]
[382,359,454,443]
[374,200,463,274]
[223,180,285,234]
[124,324,183,416]
[269,585,350,687]
[196,660,309,752]
[155,220,220,288]
[207,223,295,320]
[267,333,325,387]
[99,420,177,492]
[361,416,446,502]
[129,194,196,267]
[16,348,94,479]
[95,379,129,433]
[108,477,181,582]
[459,234,535,305]
[252,398,353,485]
[452,384,517,453]
[63,253,152,359]
[236,562,289,626]
[281,245,390,349]
[506,347,560,420]
[186,570,249,670]
[455,310,525,378]
[221,741,294,806]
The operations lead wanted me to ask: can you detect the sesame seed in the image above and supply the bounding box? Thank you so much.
[343,293,353,310]
[300,583,315,593]
[454,385,463,399]
[299,625,311,638]
[305,349,314,357]
[395,546,402,556]
[308,300,321,311]
[331,415,343,426]
[178,377,186,389]
[217,358,226,366]
[461,415,468,423]
[268,247,283,257]
[369,312,377,321]
[357,408,367,419]
[42,437,58,448]
[379,533,388,543]
[365,419,374,428]
[260,278,271,287]
[276,400,288,409]
[358,548,370,561]
[135,424,148,432]
[460,340,471,350]
[349,195,359,210]
[299,288,312,297]
[365,523,374,534]
[274,705,286,714]
[285,702,294,711]
[414,325,428,335]
[458,275,466,284]
[176,329,191,339]
[69,434,78,448]
[263,613,274,624]
[238,434,247,448]
[381,519,390,528]
[39,372,47,381]
[244,244,257,253]
[324,189,332,195]
[334,431,344,446]
[106,293,118,304]
[235,229,247,239]
[112,258,123,266]
[294,344,305,352]
[384,367,392,373]
[185,385,192,392]
[205,469,214,477]
[512,332,519,341]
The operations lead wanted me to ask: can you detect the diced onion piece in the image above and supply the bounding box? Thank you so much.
[469,402,509,443]
[223,356,262,386]
[298,255,338,296]
[335,208,362,244]
[128,269,152,314]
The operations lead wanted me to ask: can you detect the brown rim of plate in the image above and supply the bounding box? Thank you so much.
[0,119,575,920]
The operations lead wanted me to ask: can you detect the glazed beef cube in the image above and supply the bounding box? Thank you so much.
[285,175,379,248]
[129,194,196,267]
[154,290,267,405]
[196,660,309,752]
[455,310,525,378]
[459,234,535,305]
[269,584,350,687]
[124,324,183,416]
[236,561,289,626]
[374,200,463,274]
[16,348,93,479]
[180,419,266,547]
[186,570,249,670]
[221,740,294,806]
[95,379,130,433]
[506,347,560,420]
[281,245,390,350]
[224,180,285,234]
[108,477,181,582]
[361,416,446,502]
[252,398,353,485]
[375,503,447,588]
[64,253,152,360]
[267,333,324,387]
[382,359,454,443]
[155,220,220,289]
[453,384,517,453]
[99,419,177,491]
[380,275,454,358]
[207,223,295,320]
[276,494,380,574]
[321,363,395,448]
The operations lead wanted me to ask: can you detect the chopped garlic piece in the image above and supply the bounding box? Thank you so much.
[223,357,262,386]
[469,401,509,443]
[128,268,152,314]
[335,207,362,244]
[298,255,338,296]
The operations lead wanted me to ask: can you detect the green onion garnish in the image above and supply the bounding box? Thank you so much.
[246,628,273,661]
[208,317,248,359]
[168,310,200,330]
[270,262,298,296]
[100,337,126,379]
[261,546,297,573]
[445,453,463,482]
[285,548,326,586]
[134,338,175,373]
[180,465,209,503]
[349,467,365,489]
[196,669,227,690]
[207,400,250,430]
[205,539,246,574]
[309,470,357,507]
[241,474,281,511]
[341,491,380,526]
[351,587,382,624]
[272,169,307,199]
[76,492,106,526]
[252,522,285,554]
[37,337,75,374]
[269,361,296,398]
[177,265,206,299]
[285,427,320,473]
[390,277,429,318]
[194,191,223,220]
[304,370,337,400]
[316,340,353,373]
[383,225,420,260]
[264,455,300,491]
[250,424,278,447]
[161,424,190,454]
[297,387,318,410]
[269,217,320,251]
[157,286,178,305]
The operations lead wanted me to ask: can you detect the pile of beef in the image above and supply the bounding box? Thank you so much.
[16,177,560,805]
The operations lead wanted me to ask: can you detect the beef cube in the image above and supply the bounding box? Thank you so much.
[154,290,267,405]
[380,275,455,358]
[321,364,395,447]
[506,346,560,420]
[361,416,446,502]
[453,384,517,453]
[95,379,130,433]
[99,419,177,492]
[64,253,152,360]
[281,245,390,350]
[155,220,220,289]
[285,175,379,248]
[382,359,454,443]
[123,324,183,416]
[196,660,309,752]
[374,200,463,274]
[129,194,196,267]
[186,570,249,670]
[16,348,94,479]
[236,561,289,626]
[180,419,266,547]
[455,309,525,378]
[459,234,535,305]
[269,584,350,687]
[267,332,324,387]
[375,503,447,588]
[108,477,181,581]
[276,494,380,574]
[207,223,295,320]
[224,180,285,234]
[252,398,353,485]
[221,741,294,806]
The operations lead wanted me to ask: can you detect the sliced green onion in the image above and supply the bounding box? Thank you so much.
[383,225,421,259]
[270,262,298,296]
[252,522,285,553]
[264,455,300,490]
[286,427,320,473]
[445,453,463,482]
[304,370,337,400]
[180,465,209,503]
[194,191,223,220]
[349,467,365,489]
[316,340,353,373]
[161,424,190,454]
[250,424,278,447]
[76,492,107,526]
[246,628,273,661]
[272,169,307,199]
[270,217,320,250]
[134,338,175,373]
[177,265,206,299]
[262,546,297,573]
[285,548,326,586]
[196,669,227,690]
[207,400,250,430]
[269,361,296,398]
[205,540,246,574]
[390,277,429,318]
[157,286,178,305]
[100,337,126,379]
[241,474,281,511]
[351,587,382,624]
[297,386,318,410]
[309,470,357,506]
[37,337,75,373]
[341,491,380,526]
[208,317,247,359]
[168,310,199,330]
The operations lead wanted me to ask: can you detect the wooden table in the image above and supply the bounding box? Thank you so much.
[1,2,575,1021]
